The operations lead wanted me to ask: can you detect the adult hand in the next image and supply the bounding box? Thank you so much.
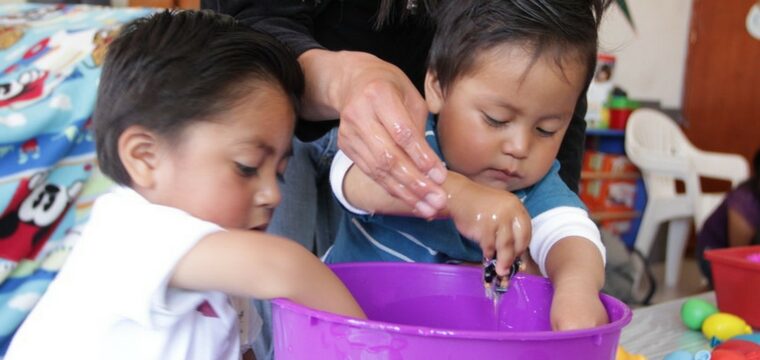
[299,50,448,217]
[445,173,532,276]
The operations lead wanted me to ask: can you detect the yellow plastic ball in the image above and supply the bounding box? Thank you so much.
[702,312,753,341]
[617,346,647,360]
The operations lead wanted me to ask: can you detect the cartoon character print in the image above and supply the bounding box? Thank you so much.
[76,117,93,144]
[0,4,67,26]
[19,138,40,165]
[0,145,13,159]
[0,171,83,264]
[0,69,48,109]
[3,36,53,74]
[0,26,24,51]
[1,29,97,110]
[90,27,119,67]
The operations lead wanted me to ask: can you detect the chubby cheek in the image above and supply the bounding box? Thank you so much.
[524,145,561,182]
[200,188,254,229]
[227,197,256,229]
[442,140,487,176]
[215,204,252,229]
[438,124,495,176]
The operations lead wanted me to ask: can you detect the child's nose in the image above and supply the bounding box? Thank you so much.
[254,180,282,209]
[501,129,530,159]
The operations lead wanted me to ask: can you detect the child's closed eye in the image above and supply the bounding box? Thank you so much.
[482,113,510,128]
[536,127,557,137]
[235,162,259,177]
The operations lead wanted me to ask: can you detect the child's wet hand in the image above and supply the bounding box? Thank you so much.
[550,286,609,331]
[447,180,531,276]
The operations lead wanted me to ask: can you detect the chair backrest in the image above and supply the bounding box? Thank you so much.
[624,108,699,199]
[625,108,750,230]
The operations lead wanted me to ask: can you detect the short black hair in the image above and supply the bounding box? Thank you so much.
[94,10,304,186]
[428,0,611,94]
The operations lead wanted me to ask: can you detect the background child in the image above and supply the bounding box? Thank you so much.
[326,0,609,330]
[696,148,760,287]
[6,10,365,360]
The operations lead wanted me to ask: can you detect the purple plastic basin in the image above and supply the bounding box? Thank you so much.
[272,263,632,359]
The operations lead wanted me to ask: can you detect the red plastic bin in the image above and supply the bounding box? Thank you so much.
[705,245,760,328]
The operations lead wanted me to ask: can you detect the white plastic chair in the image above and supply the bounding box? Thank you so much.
[624,108,749,287]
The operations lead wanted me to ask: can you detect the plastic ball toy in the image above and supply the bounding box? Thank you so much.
[694,350,712,360]
[711,349,753,360]
[616,346,647,360]
[681,298,718,330]
[714,339,760,359]
[703,313,753,341]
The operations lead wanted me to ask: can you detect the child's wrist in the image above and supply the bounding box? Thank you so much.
[441,171,469,217]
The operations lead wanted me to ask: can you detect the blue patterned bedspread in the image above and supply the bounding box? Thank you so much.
[0,4,153,355]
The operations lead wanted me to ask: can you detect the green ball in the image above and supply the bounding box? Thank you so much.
[681,298,718,330]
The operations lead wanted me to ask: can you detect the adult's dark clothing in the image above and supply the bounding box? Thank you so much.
[202,0,588,193]
[695,183,760,287]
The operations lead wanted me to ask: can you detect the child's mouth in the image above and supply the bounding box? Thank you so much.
[250,223,269,231]
[485,168,521,182]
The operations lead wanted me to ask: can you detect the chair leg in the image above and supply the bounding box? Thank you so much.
[664,219,691,287]
[634,207,659,259]
[632,207,660,292]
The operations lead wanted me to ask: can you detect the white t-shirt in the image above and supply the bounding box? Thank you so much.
[6,187,241,360]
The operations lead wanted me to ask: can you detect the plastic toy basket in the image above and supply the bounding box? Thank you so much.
[272,262,632,359]
[706,245,760,328]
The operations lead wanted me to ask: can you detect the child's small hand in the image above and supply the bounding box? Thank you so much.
[446,176,531,276]
[550,284,609,331]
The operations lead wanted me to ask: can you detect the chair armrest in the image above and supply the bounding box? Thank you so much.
[692,150,750,186]
[627,150,693,180]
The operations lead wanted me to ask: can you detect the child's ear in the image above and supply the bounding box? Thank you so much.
[118,125,161,189]
[424,70,444,114]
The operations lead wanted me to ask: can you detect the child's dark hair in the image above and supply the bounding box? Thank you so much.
[428,0,611,94]
[94,10,304,186]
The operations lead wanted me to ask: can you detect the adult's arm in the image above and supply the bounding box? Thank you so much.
[203,0,449,212]
[727,207,758,247]
[725,185,760,247]
[202,0,324,57]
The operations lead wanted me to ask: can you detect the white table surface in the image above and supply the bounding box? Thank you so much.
[619,292,715,359]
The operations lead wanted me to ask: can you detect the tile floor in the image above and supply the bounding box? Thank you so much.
[648,257,710,305]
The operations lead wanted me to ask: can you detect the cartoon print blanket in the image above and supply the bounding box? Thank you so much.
[0,4,152,356]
